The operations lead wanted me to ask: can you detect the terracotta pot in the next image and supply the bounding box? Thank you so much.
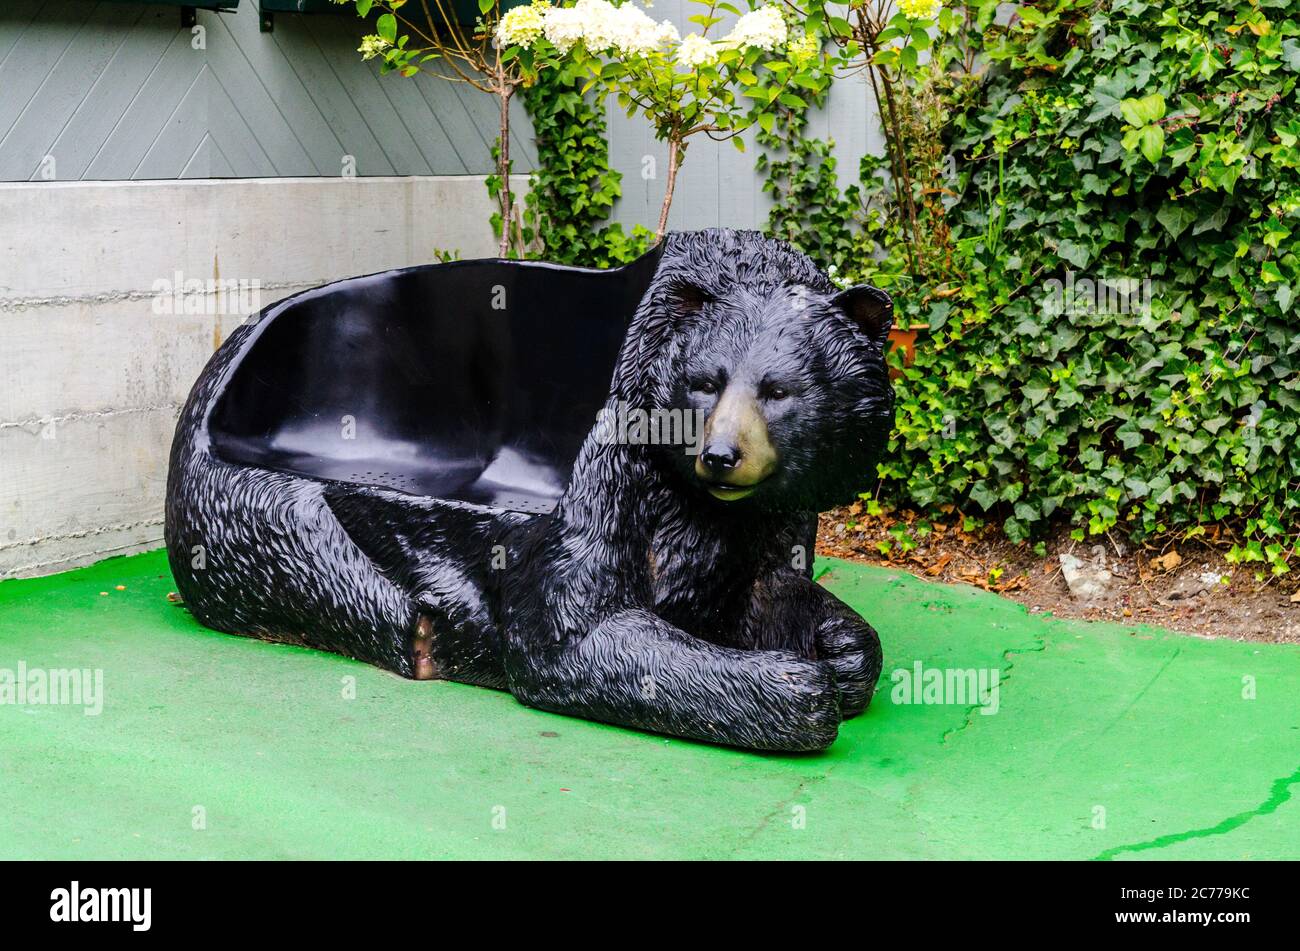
[886,325,928,379]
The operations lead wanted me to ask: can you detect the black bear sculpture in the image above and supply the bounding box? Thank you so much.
[166,230,894,752]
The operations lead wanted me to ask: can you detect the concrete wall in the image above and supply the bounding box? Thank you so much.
[0,174,527,578]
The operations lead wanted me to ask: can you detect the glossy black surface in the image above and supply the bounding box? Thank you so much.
[209,249,664,514]
[166,232,895,752]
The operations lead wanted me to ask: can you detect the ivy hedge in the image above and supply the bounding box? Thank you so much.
[886,0,1300,574]
[760,0,1300,575]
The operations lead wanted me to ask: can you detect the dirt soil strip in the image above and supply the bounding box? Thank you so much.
[819,507,1300,644]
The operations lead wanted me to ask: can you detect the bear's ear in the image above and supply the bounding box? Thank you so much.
[832,284,893,343]
[666,281,712,319]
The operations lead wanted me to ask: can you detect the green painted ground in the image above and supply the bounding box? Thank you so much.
[0,549,1297,860]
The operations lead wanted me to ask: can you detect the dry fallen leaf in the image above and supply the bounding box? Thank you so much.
[926,553,953,576]
[1152,550,1182,572]
[1290,591,1300,604]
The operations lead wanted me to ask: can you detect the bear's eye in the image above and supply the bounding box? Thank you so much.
[763,384,791,401]
[693,380,718,395]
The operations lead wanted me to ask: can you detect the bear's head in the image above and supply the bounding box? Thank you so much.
[611,230,895,514]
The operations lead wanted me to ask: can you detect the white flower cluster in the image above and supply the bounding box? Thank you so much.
[357,35,392,61]
[497,2,549,49]
[721,6,787,52]
[676,33,718,68]
[496,1,790,62]
[500,0,678,55]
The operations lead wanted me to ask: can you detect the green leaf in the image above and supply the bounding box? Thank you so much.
[1087,74,1134,121]
[376,13,397,43]
[1120,93,1166,127]
[1138,124,1165,163]
[827,16,852,38]
[1056,239,1091,268]
[1155,201,1195,238]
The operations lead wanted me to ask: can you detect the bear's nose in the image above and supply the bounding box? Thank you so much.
[700,445,741,475]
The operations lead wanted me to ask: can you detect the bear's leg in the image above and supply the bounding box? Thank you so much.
[742,569,882,720]
[506,608,841,752]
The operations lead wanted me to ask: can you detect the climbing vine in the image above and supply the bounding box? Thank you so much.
[518,67,654,266]
[753,20,872,275]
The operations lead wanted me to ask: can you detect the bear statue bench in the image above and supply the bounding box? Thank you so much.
[166,230,895,752]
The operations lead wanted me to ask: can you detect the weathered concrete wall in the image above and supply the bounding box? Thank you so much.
[0,174,526,578]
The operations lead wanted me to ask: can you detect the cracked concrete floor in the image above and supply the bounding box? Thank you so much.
[1,550,1297,860]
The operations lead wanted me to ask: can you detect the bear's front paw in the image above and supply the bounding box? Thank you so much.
[817,620,882,720]
[749,656,841,752]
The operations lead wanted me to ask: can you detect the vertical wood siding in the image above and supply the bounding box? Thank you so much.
[0,0,536,180]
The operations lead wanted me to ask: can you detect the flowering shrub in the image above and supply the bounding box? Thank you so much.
[498,0,817,236]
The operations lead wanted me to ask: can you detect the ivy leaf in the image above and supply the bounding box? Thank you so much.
[1023,380,1051,405]
[969,482,998,511]
[1087,74,1133,121]
[1166,128,1197,166]
[1188,47,1223,80]
[1120,94,1165,127]
[1192,204,1230,235]
[1283,39,1300,72]
[1056,238,1092,268]
[1155,202,1195,238]
[1138,124,1165,163]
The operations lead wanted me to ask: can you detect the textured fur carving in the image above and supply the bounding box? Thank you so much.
[166,230,894,751]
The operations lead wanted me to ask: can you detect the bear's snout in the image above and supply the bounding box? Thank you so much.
[694,387,778,501]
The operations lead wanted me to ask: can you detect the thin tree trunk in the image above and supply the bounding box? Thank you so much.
[864,62,916,275]
[656,136,682,241]
[497,78,513,258]
[878,71,922,258]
